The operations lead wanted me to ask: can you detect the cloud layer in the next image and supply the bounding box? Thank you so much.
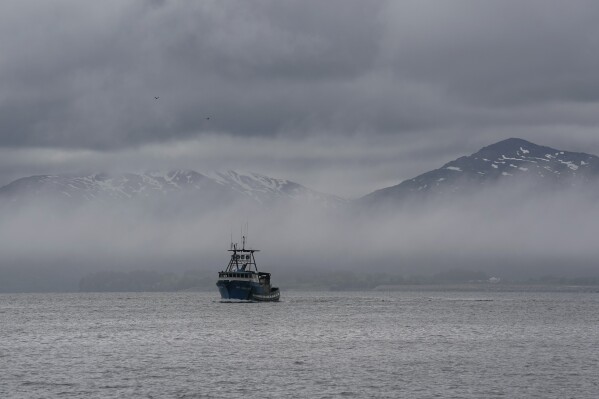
[2,1,599,195]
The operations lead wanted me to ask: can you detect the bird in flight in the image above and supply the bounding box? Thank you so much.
[154,96,159,100]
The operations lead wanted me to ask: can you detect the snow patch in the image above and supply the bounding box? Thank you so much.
[558,160,579,170]
[491,164,498,169]
[531,157,549,162]
[501,172,512,176]
[500,155,525,161]
[446,166,462,171]
[520,147,530,154]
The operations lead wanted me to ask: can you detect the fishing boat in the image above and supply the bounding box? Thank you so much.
[216,236,280,301]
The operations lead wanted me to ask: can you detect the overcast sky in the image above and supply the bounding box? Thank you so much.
[2,0,599,197]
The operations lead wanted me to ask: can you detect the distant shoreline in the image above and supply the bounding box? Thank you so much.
[371,283,599,293]
[1,283,598,294]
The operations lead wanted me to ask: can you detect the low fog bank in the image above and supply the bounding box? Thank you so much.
[2,179,599,292]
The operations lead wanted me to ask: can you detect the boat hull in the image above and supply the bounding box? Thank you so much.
[216,280,280,302]
[216,280,253,300]
[251,288,280,302]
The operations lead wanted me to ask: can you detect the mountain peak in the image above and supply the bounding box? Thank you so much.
[362,138,599,204]
[475,138,545,157]
[486,137,533,147]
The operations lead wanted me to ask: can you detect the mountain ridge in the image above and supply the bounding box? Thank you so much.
[0,169,346,208]
[2,138,599,209]
[360,138,599,205]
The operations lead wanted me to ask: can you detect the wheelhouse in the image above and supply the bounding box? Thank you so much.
[218,236,261,279]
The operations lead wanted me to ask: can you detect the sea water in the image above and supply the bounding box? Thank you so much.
[1,290,598,398]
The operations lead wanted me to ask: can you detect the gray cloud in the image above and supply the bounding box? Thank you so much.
[2,1,599,195]
[0,0,386,148]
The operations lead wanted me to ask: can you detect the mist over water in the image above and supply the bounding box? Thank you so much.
[2,175,599,292]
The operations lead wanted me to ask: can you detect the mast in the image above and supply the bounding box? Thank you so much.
[223,224,260,273]
[224,239,260,273]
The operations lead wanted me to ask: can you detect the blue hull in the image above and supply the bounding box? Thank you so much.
[216,280,254,300]
[216,279,279,301]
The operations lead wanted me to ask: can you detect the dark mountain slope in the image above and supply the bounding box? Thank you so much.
[361,138,599,205]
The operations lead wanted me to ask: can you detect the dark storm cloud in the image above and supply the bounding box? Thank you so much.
[2,1,599,196]
[0,0,385,149]
[2,0,599,152]
[383,2,599,106]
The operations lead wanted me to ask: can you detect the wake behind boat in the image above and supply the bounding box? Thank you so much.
[216,236,280,302]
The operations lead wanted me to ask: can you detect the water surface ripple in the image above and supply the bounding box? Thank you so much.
[1,291,598,398]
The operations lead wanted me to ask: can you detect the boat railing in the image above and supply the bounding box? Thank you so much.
[218,271,255,279]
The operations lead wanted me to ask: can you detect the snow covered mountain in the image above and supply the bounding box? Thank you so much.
[361,138,599,205]
[0,170,345,208]
[3,138,597,211]
[208,170,346,207]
